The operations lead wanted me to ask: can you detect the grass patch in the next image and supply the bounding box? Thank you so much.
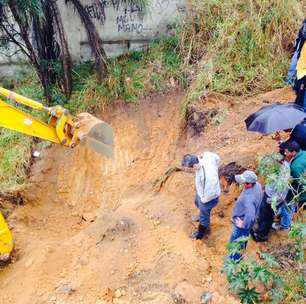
[179,0,305,114]
[66,37,186,114]
[0,129,33,192]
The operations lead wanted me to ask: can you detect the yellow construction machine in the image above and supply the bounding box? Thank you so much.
[0,86,113,258]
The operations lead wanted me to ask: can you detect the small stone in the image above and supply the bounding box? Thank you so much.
[25,259,33,268]
[57,284,76,295]
[114,289,122,298]
[33,151,40,158]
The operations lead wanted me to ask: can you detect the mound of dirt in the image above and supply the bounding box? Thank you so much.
[0,88,295,304]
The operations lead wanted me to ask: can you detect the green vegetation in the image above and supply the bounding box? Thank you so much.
[222,152,306,303]
[0,129,33,193]
[222,222,306,303]
[179,0,305,114]
[66,37,185,114]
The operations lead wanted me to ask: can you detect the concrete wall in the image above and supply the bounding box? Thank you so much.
[0,0,187,75]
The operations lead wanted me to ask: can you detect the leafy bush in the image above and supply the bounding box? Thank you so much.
[0,129,33,193]
[222,224,306,304]
[223,152,306,303]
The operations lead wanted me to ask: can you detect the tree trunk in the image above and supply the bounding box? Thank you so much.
[49,0,72,98]
[8,1,53,103]
[67,0,108,81]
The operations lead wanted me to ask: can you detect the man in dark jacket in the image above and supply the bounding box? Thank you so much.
[288,118,306,151]
[287,141,306,208]
[229,170,263,262]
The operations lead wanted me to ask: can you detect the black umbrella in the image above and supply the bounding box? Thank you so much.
[245,103,306,134]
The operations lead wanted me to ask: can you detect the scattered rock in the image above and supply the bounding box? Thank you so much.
[115,289,123,298]
[103,218,135,241]
[25,258,33,268]
[186,106,207,137]
[32,151,41,158]
[153,220,161,226]
[56,283,76,295]
[82,212,96,222]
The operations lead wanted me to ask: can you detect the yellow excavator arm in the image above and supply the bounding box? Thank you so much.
[0,212,13,256]
[0,87,113,256]
[0,87,113,157]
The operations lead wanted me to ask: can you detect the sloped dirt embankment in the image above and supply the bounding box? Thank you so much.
[0,88,295,304]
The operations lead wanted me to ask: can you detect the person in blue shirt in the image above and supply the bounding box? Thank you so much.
[229,170,263,262]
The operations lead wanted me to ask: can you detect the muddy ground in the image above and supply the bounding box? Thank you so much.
[0,88,297,304]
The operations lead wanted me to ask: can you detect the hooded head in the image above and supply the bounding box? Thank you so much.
[181,154,199,168]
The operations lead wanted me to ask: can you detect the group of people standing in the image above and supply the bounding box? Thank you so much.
[181,131,306,262]
[179,19,306,263]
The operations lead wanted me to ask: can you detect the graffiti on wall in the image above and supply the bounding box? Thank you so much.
[84,0,149,34]
[83,0,184,35]
[116,5,152,34]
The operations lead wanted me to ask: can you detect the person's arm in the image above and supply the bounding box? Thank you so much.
[242,200,256,229]
[180,163,201,173]
[180,166,195,173]
[198,166,206,202]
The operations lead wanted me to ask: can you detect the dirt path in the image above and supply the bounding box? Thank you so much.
[0,88,295,304]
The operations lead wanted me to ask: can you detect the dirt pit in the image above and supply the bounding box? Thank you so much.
[0,88,296,304]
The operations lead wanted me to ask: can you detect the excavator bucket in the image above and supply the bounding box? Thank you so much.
[75,113,113,158]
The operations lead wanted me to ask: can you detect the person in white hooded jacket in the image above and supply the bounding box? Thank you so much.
[181,152,221,239]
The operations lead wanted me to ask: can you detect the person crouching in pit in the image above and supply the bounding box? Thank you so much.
[181,152,221,240]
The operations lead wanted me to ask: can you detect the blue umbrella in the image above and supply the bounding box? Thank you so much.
[245,103,306,134]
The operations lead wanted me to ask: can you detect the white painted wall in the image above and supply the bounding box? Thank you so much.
[0,0,187,75]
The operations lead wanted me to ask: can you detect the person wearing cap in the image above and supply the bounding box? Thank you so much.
[229,170,263,262]
[181,152,221,240]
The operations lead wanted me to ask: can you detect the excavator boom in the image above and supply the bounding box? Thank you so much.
[0,87,114,256]
[0,99,60,144]
[0,87,113,157]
